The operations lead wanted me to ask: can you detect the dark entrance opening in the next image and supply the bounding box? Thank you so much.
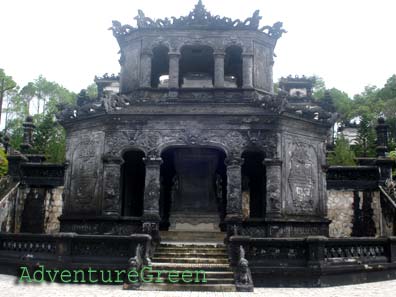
[160,147,226,230]
[121,150,145,217]
[20,188,46,233]
[241,151,266,219]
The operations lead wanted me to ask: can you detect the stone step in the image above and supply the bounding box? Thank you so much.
[159,242,226,248]
[160,231,225,243]
[139,283,236,292]
[152,257,229,264]
[139,277,234,285]
[156,246,226,253]
[142,270,234,279]
[151,262,231,271]
[154,251,228,259]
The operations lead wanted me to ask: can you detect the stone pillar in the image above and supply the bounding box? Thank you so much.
[20,116,35,153]
[168,52,180,89]
[375,116,389,157]
[225,157,244,221]
[142,156,163,222]
[102,154,124,216]
[242,53,254,88]
[263,158,282,218]
[140,50,152,88]
[375,117,393,183]
[214,51,225,88]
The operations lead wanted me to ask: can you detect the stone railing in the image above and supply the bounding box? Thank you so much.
[229,235,396,286]
[0,232,151,286]
[327,166,379,190]
[20,163,65,187]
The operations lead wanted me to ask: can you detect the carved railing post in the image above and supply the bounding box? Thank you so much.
[389,237,396,263]
[102,154,124,216]
[225,157,244,222]
[168,52,180,89]
[242,53,253,88]
[263,158,282,218]
[306,236,327,268]
[214,51,225,88]
[140,50,152,88]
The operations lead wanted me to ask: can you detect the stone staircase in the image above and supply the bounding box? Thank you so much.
[139,233,236,291]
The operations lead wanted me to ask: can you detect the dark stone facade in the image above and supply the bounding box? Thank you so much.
[56,1,336,238]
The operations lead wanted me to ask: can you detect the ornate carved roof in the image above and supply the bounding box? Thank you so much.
[110,0,286,41]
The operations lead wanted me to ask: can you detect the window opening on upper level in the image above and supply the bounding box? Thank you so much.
[179,45,214,88]
[151,46,169,88]
[225,46,243,88]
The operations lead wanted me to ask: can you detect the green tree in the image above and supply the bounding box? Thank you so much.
[327,135,356,166]
[86,83,98,99]
[0,69,17,126]
[312,76,354,122]
[2,75,75,163]
[353,115,377,157]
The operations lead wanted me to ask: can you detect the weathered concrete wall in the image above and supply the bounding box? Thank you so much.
[44,187,64,233]
[327,190,382,238]
[327,190,354,237]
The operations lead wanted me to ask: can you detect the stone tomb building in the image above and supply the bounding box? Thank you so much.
[2,1,396,291]
[58,1,335,239]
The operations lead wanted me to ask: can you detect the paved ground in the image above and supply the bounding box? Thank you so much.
[1,274,396,297]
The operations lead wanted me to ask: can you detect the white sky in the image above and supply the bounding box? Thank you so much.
[1,0,396,97]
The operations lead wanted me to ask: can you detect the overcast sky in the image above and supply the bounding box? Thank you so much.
[1,0,395,97]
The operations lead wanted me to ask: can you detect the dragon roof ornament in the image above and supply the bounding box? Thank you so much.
[110,0,286,41]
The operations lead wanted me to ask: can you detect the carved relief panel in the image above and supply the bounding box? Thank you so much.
[284,136,320,216]
[67,131,105,214]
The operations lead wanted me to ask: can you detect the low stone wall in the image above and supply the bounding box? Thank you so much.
[229,235,396,287]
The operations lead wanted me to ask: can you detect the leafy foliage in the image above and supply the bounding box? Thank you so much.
[2,75,76,163]
[327,135,356,166]
[353,115,377,158]
[0,148,8,177]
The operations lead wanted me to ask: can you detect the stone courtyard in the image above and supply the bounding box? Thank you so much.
[1,274,395,297]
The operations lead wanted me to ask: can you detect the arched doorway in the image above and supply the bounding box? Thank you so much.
[160,146,227,231]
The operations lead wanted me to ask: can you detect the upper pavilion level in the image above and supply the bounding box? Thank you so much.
[109,1,286,94]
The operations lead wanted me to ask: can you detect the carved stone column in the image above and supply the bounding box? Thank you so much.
[142,156,163,222]
[263,158,282,218]
[140,50,152,88]
[242,53,254,88]
[225,157,244,221]
[214,51,225,88]
[102,154,124,216]
[168,52,180,89]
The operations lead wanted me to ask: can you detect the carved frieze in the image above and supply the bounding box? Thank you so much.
[105,129,278,160]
